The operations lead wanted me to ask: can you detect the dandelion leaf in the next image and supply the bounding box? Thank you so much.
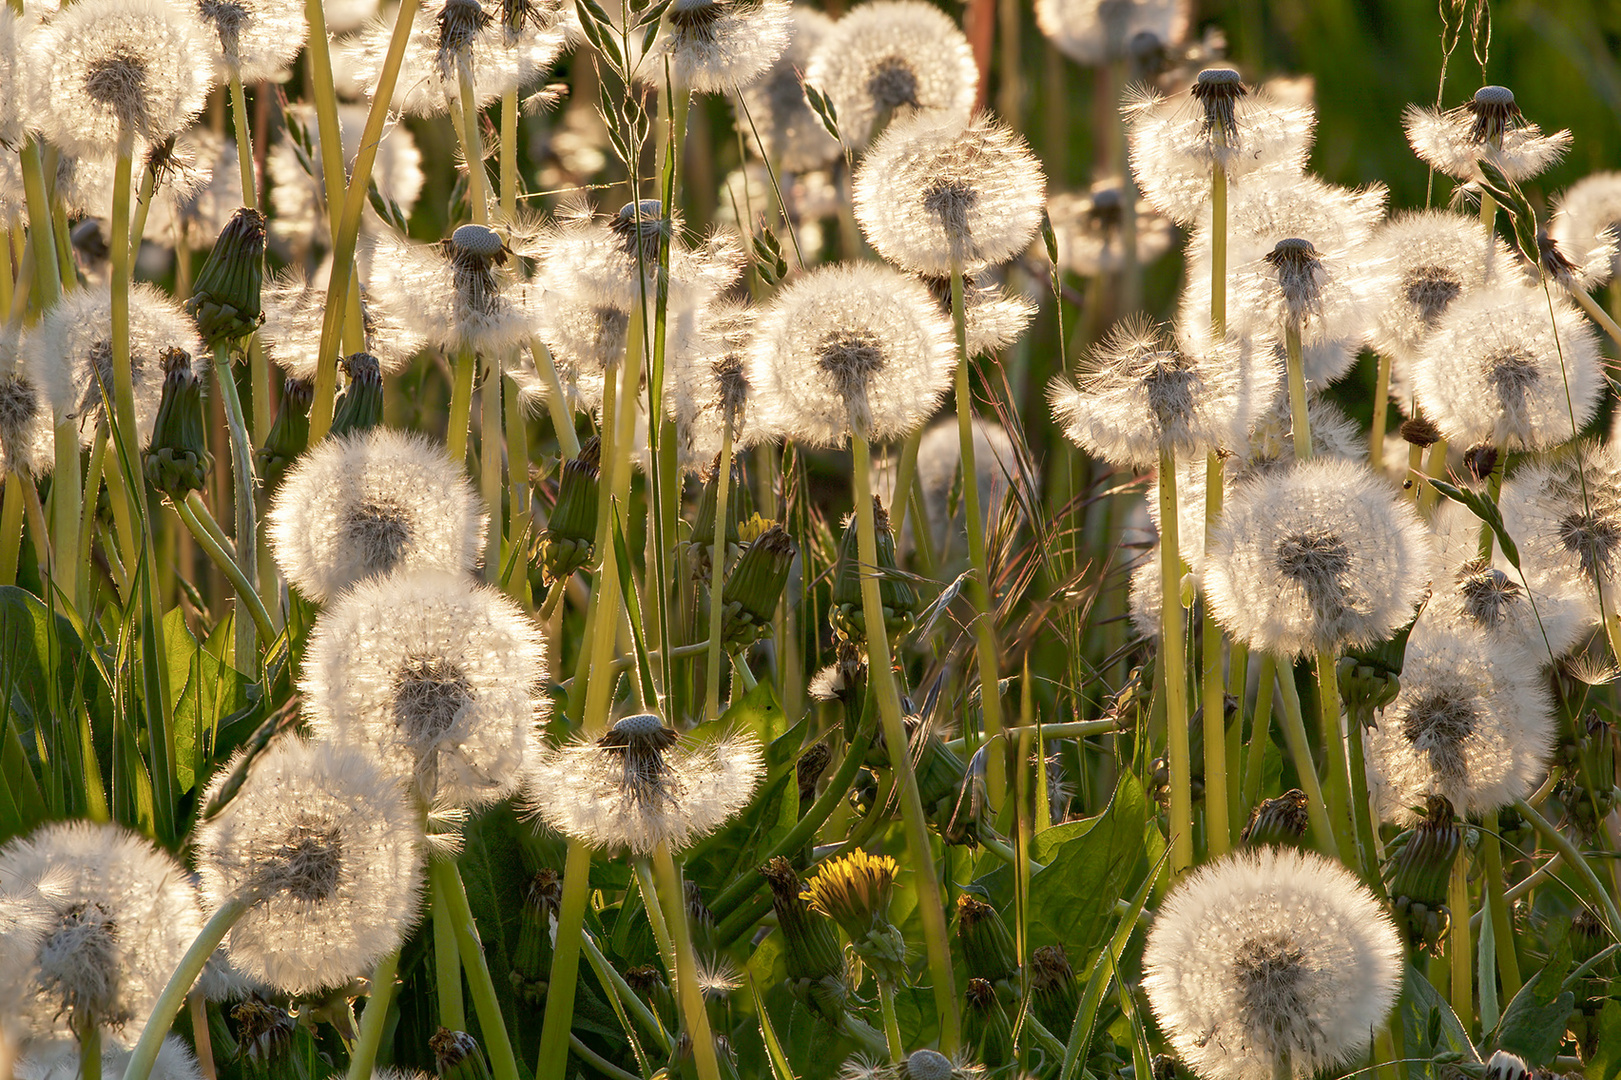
[1494,957,1576,1068]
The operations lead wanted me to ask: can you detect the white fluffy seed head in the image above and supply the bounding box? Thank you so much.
[366,230,540,358]
[1412,285,1602,452]
[0,821,202,1039]
[1126,76,1316,224]
[803,0,977,150]
[1365,210,1514,362]
[195,0,309,80]
[0,325,55,479]
[1048,318,1280,468]
[1141,846,1403,1080]
[1403,90,1571,184]
[853,111,1046,275]
[736,6,841,171]
[1365,619,1555,824]
[14,1035,203,1080]
[1498,440,1621,618]
[524,720,765,854]
[1205,458,1432,656]
[0,7,39,149]
[300,568,550,810]
[195,735,426,995]
[260,265,424,381]
[1045,182,1176,277]
[660,0,791,93]
[663,300,768,472]
[746,261,956,447]
[27,0,212,157]
[268,427,488,603]
[25,282,204,450]
[1035,0,1190,67]
[1550,172,1621,289]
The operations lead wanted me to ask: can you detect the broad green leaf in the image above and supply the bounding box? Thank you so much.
[1587,1000,1621,1080]
[163,608,250,794]
[1027,772,1153,954]
[1495,962,1576,1067]
[1400,963,1477,1072]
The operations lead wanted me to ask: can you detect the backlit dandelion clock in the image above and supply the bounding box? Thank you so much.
[1365,210,1514,366]
[664,301,768,471]
[15,1037,203,1080]
[803,0,978,150]
[525,712,765,853]
[736,6,841,172]
[195,0,309,82]
[660,0,791,93]
[915,273,1037,357]
[301,567,549,809]
[1498,440,1621,619]
[195,736,426,995]
[267,427,488,602]
[373,224,540,358]
[1550,172,1621,287]
[1204,457,1432,657]
[1365,620,1554,823]
[1404,85,1571,184]
[1141,846,1403,1080]
[1,7,36,150]
[1035,0,1190,67]
[0,327,55,480]
[1046,181,1176,278]
[260,267,424,381]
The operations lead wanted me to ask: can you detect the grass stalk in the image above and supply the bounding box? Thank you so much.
[1157,446,1192,875]
[704,416,735,720]
[212,345,260,662]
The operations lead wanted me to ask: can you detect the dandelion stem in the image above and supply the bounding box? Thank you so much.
[1478,816,1522,1000]
[123,897,252,1080]
[1273,663,1338,858]
[1418,438,1449,515]
[76,1013,100,1080]
[1210,163,1226,337]
[527,337,581,456]
[432,873,467,1031]
[503,373,531,601]
[1242,653,1275,809]
[1371,353,1392,472]
[227,67,258,209]
[1202,452,1230,857]
[580,930,671,1051]
[480,356,504,582]
[951,262,1005,812]
[878,981,903,1062]
[704,417,735,720]
[130,160,157,255]
[455,54,489,224]
[1513,796,1621,936]
[501,87,518,222]
[213,343,260,660]
[19,140,60,312]
[344,950,401,1080]
[888,428,923,543]
[1158,446,1193,876]
[1340,697,1383,893]
[109,134,143,564]
[430,858,522,1080]
[652,844,723,1080]
[569,1034,641,1080]
[535,840,593,1080]
[448,347,478,464]
[0,472,24,586]
[853,429,961,1054]
[633,857,677,977]
[1315,649,1358,872]
[1447,845,1472,1038]
[1284,324,1311,460]
[176,493,276,646]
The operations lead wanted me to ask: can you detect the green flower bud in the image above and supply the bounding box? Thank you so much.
[1240,789,1310,848]
[964,977,1014,1069]
[831,496,915,641]
[231,997,295,1079]
[692,452,747,551]
[143,348,213,499]
[538,436,601,583]
[956,895,1018,991]
[431,1028,494,1080]
[762,856,848,1026]
[721,522,796,646]
[1029,945,1079,1038]
[509,869,561,1004]
[329,352,384,438]
[255,376,312,494]
[188,207,266,348]
[1387,795,1460,954]
[624,965,677,1029]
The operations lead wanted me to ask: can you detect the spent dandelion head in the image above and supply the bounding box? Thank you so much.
[1366,619,1555,824]
[0,821,202,1038]
[853,111,1046,275]
[1045,180,1177,278]
[747,261,956,446]
[300,568,550,810]
[1204,457,1433,657]
[1550,171,1621,288]
[267,427,488,603]
[1403,85,1572,184]
[736,6,841,172]
[1365,209,1514,362]
[660,0,791,93]
[802,0,978,150]
[1141,845,1403,1080]
[524,712,765,853]
[370,227,540,358]
[195,735,426,995]
[1034,0,1190,67]
[1412,284,1602,452]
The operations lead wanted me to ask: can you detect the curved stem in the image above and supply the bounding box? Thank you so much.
[344,951,401,1080]
[1158,447,1192,875]
[430,858,521,1080]
[652,845,723,1080]
[177,494,276,647]
[878,981,903,1062]
[1513,796,1621,936]
[580,931,671,1052]
[704,418,734,720]
[1273,662,1338,859]
[122,897,250,1080]
[213,346,260,661]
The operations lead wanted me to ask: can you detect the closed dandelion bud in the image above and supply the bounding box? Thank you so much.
[144,348,213,499]
[256,376,313,493]
[626,965,678,1029]
[722,522,795,646]
[188,207,268,349]
[762,857,848,1025]
[330,353,386,437]
[832,498,915,640]
[510,869,561,1003]
[1241,789,1310,848]
[693,454,746,551]
[1400,417,1441,449]
[1336,653,1403,731]
[1029,945,1080,1037]
[539,436,601,583]
[956,895,1018,996]
[964,977,1014,1069]
[805,850,907,985]
[232,996,296,1077]
[432,1029,493,1080]
[1571,908,1610,971]
[1386,796,1459,954]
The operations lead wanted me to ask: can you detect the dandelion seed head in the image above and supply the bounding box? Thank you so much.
[736,6,841,171]
[747,261,955,446]
[368,231,538,357]
[1403,87,1571,184]
[665,301,768,471]
[196,0,308,80]
[1141,846,1403,1080]
[915,272,1036,358]
[1034,0,1190,67]
[260,266,423,381]
[14,1036,204,1080]
[0,8,40,148]
[301,568,550,809]
[196,736,426,995]
[1498,440,1621,616]
[803,0,977,149]
[1045,181,1176,277]
[1550,172,1621,289]
[1366,620,1555,823]
[660,0,790,93]
[1205,457,1432,656]
[1365,210,1512,362]
[268,428,487,603]
[0,329,55,479]
[1412,285,1602,452]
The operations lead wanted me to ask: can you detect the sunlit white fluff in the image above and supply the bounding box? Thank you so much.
[1412,285,1601,452]
[0,7,37,148]
[369,225,541,358]
[1045,182,1176,278]
[1550,172,1621,289]
[877,414,1024,566]
[1365,210,1513,367]
[663,301,770,471]
[659,0,790,93]
[301,568,550,809]
[802,0,977,150]
[915,272,1036,358]
[1141,846,1403,1080]
[15,1036,203,1080]
[195,735,426,995]
[1498,440,1621,618]
[525,712,765,854]
[0,326,56,479]
[269,102,425,250]
[1035,0,1190,66]
[259,265,424,381]
[736,6,841,172]
[1366,619,1554,823]
[267,427,487,602]
[746,261,956,446]
[1205,458,1432,656]
[1403,86,1570,184]
[195,0,309,81]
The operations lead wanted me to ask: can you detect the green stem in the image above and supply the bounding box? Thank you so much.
[109,133,141,548]
[1274,663,1338,858]
[527,338,580,456]
[433,872,467,1031]
[853,431,960,1054]
[1211,162,1226,337]
[536,840,593,1080]
[213,345,260,662]
[1479,815,1522,1000]
[1284,324,1311,460]
[1371,353,1392,472]
[344,951,401,1080]
[448,348,477,465]
[480,355,504,582]
[122,897,251,1080]
[432,860,521,1080]
[878,981,903,1062]
[1476,464,1503,562]
[1448,845,1473,1039]
[580,931,671,1051]
[503,372,531,601]
[1513,796,1621,936]
[454,52,489,224]
[652,844,722,1080]
[0,472,24,586]
[1315,648,1357,871]
[887,430,922,551]
[1569,285,1621,354]
[1242,653,1275,809]
[227,67,258,209]
[77,1014,101,1080]
[1202,451,1229,857]
[129,161,157,257]
[633,857,677,977]
[501,86,518,222]
[176,493,276,646]
[1158,446,1192,875]
[75,427,106,607]
[569,1034,641,1080]
[704,418,734,720]
[1343,704,1383,893]
[1418,439,1449,515]
[19,140,61,311]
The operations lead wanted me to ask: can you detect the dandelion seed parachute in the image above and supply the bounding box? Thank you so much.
[746,261,956,446]
[736,6,842,172]
[1550,172,1621,288]
[195,735,426,995]
[524,712,766,855]
[25,0,212,157]
[1141,845,1403,1080]
[1411,284,1602,452]
[14,1036,203,1080]
[1035,0,1190,67]
[301,568,549,809]
[25,282,205,450]
[1204,457,1432,657]
[659,0,790,93]
[0,821,203,1038]
[1365,619,1554,824]
[195,0,309,81]
[1498,440,1621,619]
[267,427,487,602]
[853,111,1046,275]
[802,0,978,150]
[1403,85,1571,184]
[1045,182,1177,278]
